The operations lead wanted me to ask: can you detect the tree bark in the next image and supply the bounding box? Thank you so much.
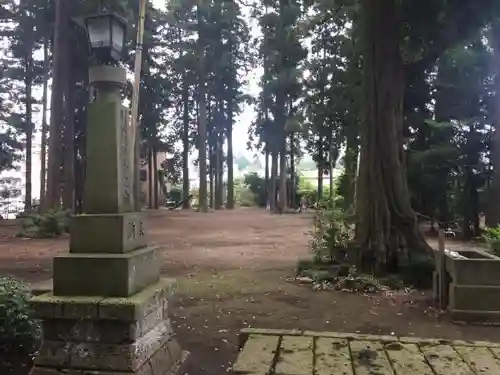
[40,32,49,209]
[23,41,33,213]
[62,62,75,212]
[290,133,295,208]
[277,94,287,213]
[216,130,223,209]
[153,147,159,209]
[488,22,500,227]
[46,0,68,211]
[197,2,208,213]
[209,146,214,209]
[328,138,337,199]
[264,147,269,206]
[270,152,278,211]
[317,164,323,202]
[20,0,33,212]
[182,76,190,209]
[344,126,358,209]
[226,97,234,209]
[147,145,153,209]
[357,0,431,273]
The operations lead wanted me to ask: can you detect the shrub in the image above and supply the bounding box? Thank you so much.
[243,173,267,207]
[236,187,257,207]
[167,187,183,203]
[0,277,41,374]
[310,205,354,262]
[484,226,500,256]
[17,209,70,239]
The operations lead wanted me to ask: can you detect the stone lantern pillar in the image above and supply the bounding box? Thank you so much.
[29,65,185,375]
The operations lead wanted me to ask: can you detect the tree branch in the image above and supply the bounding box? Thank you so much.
[406,0,500,75]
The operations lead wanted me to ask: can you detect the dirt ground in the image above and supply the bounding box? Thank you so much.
[2,208,500,375]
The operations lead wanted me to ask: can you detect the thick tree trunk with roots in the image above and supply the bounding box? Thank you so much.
[488,22,500,227]
[356,0,431,273]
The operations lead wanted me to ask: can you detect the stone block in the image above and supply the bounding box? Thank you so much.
[42,318,136,343]
[29,365,155,375]
[149,345,173,375]
[31,278,53,296]
[53,246,160,297]
[449,283,500,311]
[450,309,500,324]
[446,253,500,286]
[30,294,102,319]
[99,278,176,321]
[166,338,182,363]
[32,324,181,373]
[41,312,172,344]
[70,213,147,254]
[30,278,183,375]
[68,321,172,371]
[31,278,177,321]
[34,340,73,367]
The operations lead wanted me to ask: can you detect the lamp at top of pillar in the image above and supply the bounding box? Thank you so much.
[84,11,127,65]
[81,10,130,214]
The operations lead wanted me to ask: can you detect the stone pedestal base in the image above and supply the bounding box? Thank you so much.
[29,278,186,375]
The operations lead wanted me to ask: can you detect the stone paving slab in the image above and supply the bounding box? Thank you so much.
[233,329,500,374]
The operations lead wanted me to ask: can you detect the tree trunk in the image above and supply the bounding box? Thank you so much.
[278,147,287,213]
[290,133,295,208]
[182,76,190,209]
[488,22,500,227]
[226,98,234,209]
[20,0,33,212]
[329,139,335,199]
[270,152,278,211]
[265,147,270,206]
[40,32,49,209]
[153,147,159,209]
[277,94,287,213]
[147,145,153,209]
[24,46,33,213]
[46,0,68,210]
[62,65,75,212]
[197,3,208,213]
[357,0,431,273]
[216,131,224,209]
[344,128,358,209]
[317,164,323,202]
[209,147,214,209]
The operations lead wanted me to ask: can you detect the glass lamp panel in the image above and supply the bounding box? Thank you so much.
[111,18,125,54]
[87,16,111,49]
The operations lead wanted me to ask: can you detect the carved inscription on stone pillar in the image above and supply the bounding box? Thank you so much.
[126,220,145,241]
[120,108,131,210]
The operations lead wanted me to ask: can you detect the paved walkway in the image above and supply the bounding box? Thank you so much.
[233,329,500,374]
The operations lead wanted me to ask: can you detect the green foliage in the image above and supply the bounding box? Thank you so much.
[297,178,317,203]
[484,226,500,256]
[243,173,267,207]
[310,205,354,262]
[237,189,257,207]
[297,176,332,205]
[167,187,183,203]
[0,277,41,374]
[17,210,70,239]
